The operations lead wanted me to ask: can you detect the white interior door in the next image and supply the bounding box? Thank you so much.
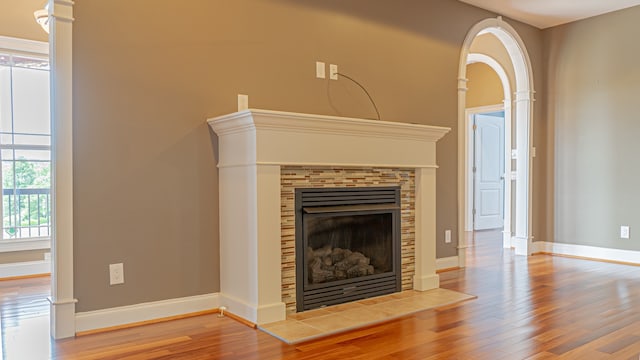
[473,113,505,230]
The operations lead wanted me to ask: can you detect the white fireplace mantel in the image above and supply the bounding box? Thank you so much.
[208,109,449,325]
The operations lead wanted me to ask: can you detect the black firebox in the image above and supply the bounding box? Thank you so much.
[295,186,401,312]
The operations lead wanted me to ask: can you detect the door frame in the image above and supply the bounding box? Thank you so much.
[466,105,510,243]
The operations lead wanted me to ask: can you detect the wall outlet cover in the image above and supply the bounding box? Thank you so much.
[620,226,630,239]
[329,64,338,80]
[109,263,124,285]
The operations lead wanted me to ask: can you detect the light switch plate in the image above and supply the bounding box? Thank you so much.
[237,94,249,111]
[316,61,325,78]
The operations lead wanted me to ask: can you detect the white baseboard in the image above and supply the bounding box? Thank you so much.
[219,293,286,325]
[75,293,220,333]
[0,259,50,278]
[502,231,511,248]
[436,256,459,270]
[413,274,440,291]
[534,241,640,265]
[512,236,529,255]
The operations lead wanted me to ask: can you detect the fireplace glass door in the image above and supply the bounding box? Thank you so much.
[295,187,401,311]
[304,211,393,286]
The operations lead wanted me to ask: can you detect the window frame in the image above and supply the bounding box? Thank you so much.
[0,36,50,253]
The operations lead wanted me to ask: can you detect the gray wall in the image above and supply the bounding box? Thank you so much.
[72,0,545,312]
[544,5,640,251]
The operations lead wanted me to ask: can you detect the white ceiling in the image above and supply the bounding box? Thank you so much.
[459,0,640,28]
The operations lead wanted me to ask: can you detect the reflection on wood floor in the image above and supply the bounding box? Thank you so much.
[0,275,50,359]
[2,230,640,359]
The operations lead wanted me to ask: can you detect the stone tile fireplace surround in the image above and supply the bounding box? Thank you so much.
[208,109,449,325]
[281,167,413,313]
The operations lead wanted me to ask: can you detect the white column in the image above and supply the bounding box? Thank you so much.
[503,100,513,249]
[514,90,531,255]
[47,0,77,339]
[414,167,439,290]
[456,78,468,268]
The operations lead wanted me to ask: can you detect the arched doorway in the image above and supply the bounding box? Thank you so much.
[465,53,512,248]
[457,17,535,266]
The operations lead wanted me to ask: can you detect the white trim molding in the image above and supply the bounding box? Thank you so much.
[503,230,512,248]
[436,256,460,271]
[0,259,51,278]
[533,242,640,265]
[75,293,220,333]
[211,109,449,142]
[219,293,284,326]
[512,236,529,255]
[219,162,440,169]
[458,16,536,268]
[48,0,77,339]
[0,35,48,55]
[0,239,50,253]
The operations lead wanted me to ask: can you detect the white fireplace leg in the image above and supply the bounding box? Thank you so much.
[218,164,286,325]
[413,167,440,290]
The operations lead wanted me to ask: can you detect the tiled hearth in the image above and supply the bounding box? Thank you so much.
[259,288,475,344]
[208,109,449,325]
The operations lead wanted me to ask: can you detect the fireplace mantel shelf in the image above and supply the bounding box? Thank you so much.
[208,109,450,170]
[208,109,450,325]
[210,109,449,141]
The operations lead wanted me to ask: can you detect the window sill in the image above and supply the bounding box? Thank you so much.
[0,238,50,253]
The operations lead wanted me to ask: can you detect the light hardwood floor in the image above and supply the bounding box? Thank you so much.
[2,231,640,359]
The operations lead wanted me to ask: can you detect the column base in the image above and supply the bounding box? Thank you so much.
[220,293,286,325]
[413,274,440,291]
[48,297,77,339]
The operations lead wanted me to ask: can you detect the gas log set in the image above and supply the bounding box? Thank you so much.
[307,245,376,284]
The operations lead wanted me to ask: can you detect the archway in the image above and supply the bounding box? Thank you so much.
[457,17,535,267]
[465,53,512,249]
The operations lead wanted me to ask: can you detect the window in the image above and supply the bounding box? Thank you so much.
[0,36,50,249]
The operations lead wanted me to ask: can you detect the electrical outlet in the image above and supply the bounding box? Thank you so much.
[620,226,630,239]
[329,64,338,80]
[445,230,452,243]
[316,61,325,79]
[109,263,124,285]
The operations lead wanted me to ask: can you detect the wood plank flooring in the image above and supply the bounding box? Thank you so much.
[2,230,640,359]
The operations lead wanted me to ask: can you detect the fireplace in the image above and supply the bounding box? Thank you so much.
[296,187,401,311]
[208,109,449,325]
